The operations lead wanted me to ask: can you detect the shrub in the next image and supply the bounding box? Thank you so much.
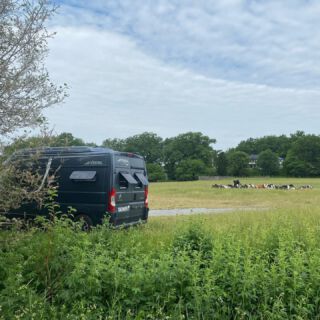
[172,222,213,262]
[2,210,320,319]
[175,159,209,181]
[146,163,166,182]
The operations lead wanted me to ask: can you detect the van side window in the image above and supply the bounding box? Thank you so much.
[119,173,129,189]
[70,171,97,182]
[134,173,143,189]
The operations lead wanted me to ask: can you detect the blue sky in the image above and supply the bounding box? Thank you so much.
[45,0,320,149]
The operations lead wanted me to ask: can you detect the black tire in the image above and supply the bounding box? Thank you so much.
[75,214,92,231]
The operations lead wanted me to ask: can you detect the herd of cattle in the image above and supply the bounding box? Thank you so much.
[212,180,313,190]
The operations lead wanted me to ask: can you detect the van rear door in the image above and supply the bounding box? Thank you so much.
[114,155,148,224]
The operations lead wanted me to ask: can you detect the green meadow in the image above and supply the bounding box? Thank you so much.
[150,178,320,209]
[1,178,320,319]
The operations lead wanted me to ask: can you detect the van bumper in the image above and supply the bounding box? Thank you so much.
[108,207,149,226]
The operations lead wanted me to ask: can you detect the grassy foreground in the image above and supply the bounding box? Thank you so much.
[1,179,320,319]
[149,178,320,209]
[2,206,320,319]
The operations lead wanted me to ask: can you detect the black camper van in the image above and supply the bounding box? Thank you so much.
[4,147,149,228]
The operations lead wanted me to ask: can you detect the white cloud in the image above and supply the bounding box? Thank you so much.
[50,0,320,89]
[46,25,320,149]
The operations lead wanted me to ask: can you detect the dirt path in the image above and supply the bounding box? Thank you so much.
[149,207,266,217]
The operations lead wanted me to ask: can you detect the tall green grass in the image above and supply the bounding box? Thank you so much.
[1,208,320,319]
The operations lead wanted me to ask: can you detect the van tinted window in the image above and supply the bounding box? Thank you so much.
[70,171,96,181]
[119,173,128,189]
[130,158,145,169]
[115,156,130,168]
[120,172,138,185]
[134,172,148,186]
[115,156,145,169]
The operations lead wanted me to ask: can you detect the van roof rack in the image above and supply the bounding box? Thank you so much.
[16,146,114,155]
[14,146,144,159]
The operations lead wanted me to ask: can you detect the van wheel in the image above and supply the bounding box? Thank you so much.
[75,214,92,231]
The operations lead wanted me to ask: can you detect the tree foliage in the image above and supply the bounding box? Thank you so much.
[0,0,67,136]
[227,151,249,176]
[0,152,53,212]
[2,132,92,157]
[124,132,163,164]
[163,132,215,180]
[146,163,166,182]
[102,131,216,181]
[257,149,280,176]
[102,132,163,164]
[4,130,320,181]
[284,135,320,177]
[102,138,126,152]
[175,159,208,181]
[236,135,291,158]
[215,151,228,176]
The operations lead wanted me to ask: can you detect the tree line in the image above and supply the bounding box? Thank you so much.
[228,131,320,178]
[2,130,320,181]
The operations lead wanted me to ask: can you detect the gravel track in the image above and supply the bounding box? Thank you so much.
[149,207,266,217]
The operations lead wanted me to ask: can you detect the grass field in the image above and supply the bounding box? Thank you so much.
[1,178,320,319]
[149,177,320,209]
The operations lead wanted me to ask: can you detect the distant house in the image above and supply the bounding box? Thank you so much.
[278,157,284,168]
[249,154,284,169]
[249,154,259,168]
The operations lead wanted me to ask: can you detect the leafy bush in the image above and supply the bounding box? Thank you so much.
[146,163,166,182]
[172,222,213,262]
[2,210,320,319]
[0,154,51,212]
[175,159,209,181]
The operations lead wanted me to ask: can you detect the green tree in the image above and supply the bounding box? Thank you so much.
[284,134,320,177]
[227,151,249,176]
[102,138,126,151]
[146,163,166,182]
[236,135,292,158]
[215,151,228,176]
[53,132,88,147]
[124,132,163,164]
[102,132,163,164]
[283,151,309,177]
[175,159,208,181]
[3,132,93,157]
[257,149,279,176]
[163,132,216,180]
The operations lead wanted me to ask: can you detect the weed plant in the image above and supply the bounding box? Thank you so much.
[1,208,320,319]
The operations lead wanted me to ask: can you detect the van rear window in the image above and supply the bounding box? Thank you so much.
[135,172,148,186]
[120,172,138,185]
[130,158,145,169]
[70,171,97,181]
[115,156,145,169]
[115,156,130,168]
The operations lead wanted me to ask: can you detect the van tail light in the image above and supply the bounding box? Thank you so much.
[144,186,149,208]
[108,188,116,213]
